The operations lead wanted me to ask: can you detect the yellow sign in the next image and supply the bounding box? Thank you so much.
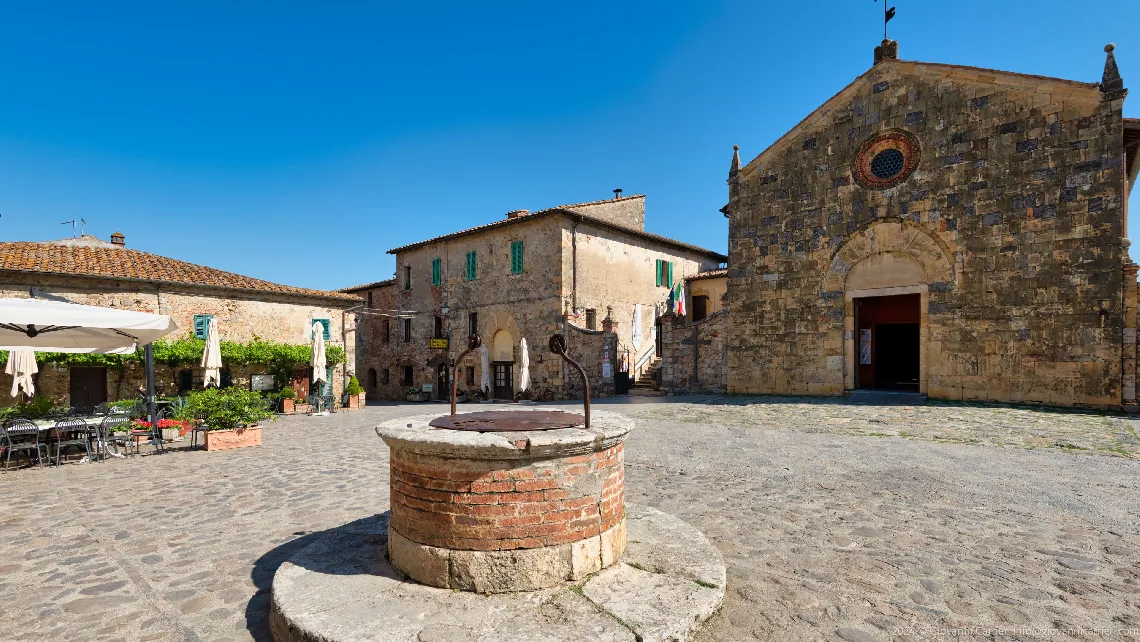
[429,338,449,349]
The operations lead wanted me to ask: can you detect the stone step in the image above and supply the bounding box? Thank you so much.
[846,390,928,405]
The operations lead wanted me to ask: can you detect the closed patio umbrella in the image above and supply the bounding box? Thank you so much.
[518,338,529,393]
[311,321,327,387]
[4,349,37,398]
[201,317,222,388]
[479,344,490,396]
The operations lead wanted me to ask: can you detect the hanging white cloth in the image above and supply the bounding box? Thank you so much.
[518,338,530,393]
[479,344,490,394]
[201,317,223,388]
[631,304,643,352]
[311,322,327,385]
[5,349,37,397]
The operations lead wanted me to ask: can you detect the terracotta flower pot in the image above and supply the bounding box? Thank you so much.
[282,398,295,414]
[204,426,262,451]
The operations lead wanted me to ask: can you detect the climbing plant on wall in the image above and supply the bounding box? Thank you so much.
[0,337,345,370]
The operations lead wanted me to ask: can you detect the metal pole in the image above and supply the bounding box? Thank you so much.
[145,343,156,425]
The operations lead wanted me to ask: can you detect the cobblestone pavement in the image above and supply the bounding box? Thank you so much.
[0,397,1138,642]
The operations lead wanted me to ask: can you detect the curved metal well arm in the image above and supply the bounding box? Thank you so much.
[451,334,482,416]
[549,334,589,429]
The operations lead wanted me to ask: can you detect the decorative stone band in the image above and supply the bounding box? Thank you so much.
[376,409,632,592]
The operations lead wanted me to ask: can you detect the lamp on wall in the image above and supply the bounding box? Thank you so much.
[441,304,449,315]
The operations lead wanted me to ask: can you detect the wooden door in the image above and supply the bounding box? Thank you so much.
[492,363,513,400]
[69,366,107,411]
[436,363,450,400]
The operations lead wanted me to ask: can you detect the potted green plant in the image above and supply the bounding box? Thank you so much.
[279,386,297,414]
[405,386,429,402]
[345,376,365,409]
[184,388,274,451]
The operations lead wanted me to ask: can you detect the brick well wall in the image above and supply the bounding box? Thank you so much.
[389,444,624,552]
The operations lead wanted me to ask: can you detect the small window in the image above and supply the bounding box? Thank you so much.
[654,260,673,288]
[468,311,478,337]
[383,319,390,343]
[193,314,213,339]
[466,366,475,386]
[367,291,373,308]
[403,318,412,342]
[367,368,377,389]
[585,309,597,330]
[381,368,390,385]
[402,365,413,385]
[465,251,477,281]
[404,265,412,290]
[312,319,331,340]
[432,258,442,286]
[434,316,443,339]
[510,240,524,274]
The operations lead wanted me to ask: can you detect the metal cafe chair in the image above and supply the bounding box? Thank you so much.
[96,415,134,461]
[1,419,48,472]
[49,417,91,466]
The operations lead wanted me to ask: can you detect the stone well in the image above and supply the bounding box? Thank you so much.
[375,408,630,593]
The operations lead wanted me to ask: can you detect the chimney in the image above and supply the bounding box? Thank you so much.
[613,188,623,199]
[110,232,125,247]
[506,210,530,219]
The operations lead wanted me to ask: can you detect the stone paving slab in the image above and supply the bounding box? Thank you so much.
[0,397,1138,641]
[269,503,724,642]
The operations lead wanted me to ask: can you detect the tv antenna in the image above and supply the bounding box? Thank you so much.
[80,218,87,236]
[61,220,77,238]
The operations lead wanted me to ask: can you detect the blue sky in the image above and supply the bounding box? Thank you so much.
[1,1,1136,291]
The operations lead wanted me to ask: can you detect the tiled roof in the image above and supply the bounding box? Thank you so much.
[339,278,396,293]
[687,268,728,281]
[0,242,360,303]
[386,196,726,260]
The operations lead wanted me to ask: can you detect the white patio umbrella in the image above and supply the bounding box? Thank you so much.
[0,297,176,353]
[631,304,643,352]
[311,321,327,387]
[518,338,530,393]
[479,344,490,395]
[4,349,37,398]
[201,317,222,388]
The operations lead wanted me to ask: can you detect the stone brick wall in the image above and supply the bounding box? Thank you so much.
[562,195,646,232]
[0,274,357,406]
[659,310,729,394]
[725,58,1128,408]
[388,443,624,551]
[352,282,405,400]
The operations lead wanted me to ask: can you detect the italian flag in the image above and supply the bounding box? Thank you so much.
[674,281,686,317]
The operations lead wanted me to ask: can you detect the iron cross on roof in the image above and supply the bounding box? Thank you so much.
[874,0,897,40]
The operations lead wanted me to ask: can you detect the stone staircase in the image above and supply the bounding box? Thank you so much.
[628,357,666,397]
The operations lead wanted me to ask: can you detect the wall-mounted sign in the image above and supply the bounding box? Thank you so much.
[429,338,449,349]
[423,383,434,392]
[859,329,872,365]
[251,374,275,391]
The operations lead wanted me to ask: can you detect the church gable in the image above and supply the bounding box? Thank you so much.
[724,43,1130,408]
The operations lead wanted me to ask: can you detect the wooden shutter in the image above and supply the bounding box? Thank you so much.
[432,258,441,286]
[511,240,523,274]
[466,251,477,280]
[655,259,662,286]
[193,314,212,339]
[667,262,674,288]
[314,319,330,340]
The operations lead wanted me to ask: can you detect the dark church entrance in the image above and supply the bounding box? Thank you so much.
[855,294,920,392]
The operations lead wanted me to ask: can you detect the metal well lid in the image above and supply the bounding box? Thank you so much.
[428,410,585,432]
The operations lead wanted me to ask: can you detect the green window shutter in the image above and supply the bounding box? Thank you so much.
[193,314,213,339]
[431,258,441,286]
[466,251,477,281]
[314,319,331,340]
[511,240,523,274]
[667,261,674,288]
[655,259,662,287]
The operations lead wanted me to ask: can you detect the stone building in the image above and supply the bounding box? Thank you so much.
[722,41,1140,408]
[350,194,726,401]
[0,234,360,407]
[658,268,730,394]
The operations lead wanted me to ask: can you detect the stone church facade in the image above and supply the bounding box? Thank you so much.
[723,42,1140,408]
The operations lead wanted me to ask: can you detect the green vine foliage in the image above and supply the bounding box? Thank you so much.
[0,337,345,372]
